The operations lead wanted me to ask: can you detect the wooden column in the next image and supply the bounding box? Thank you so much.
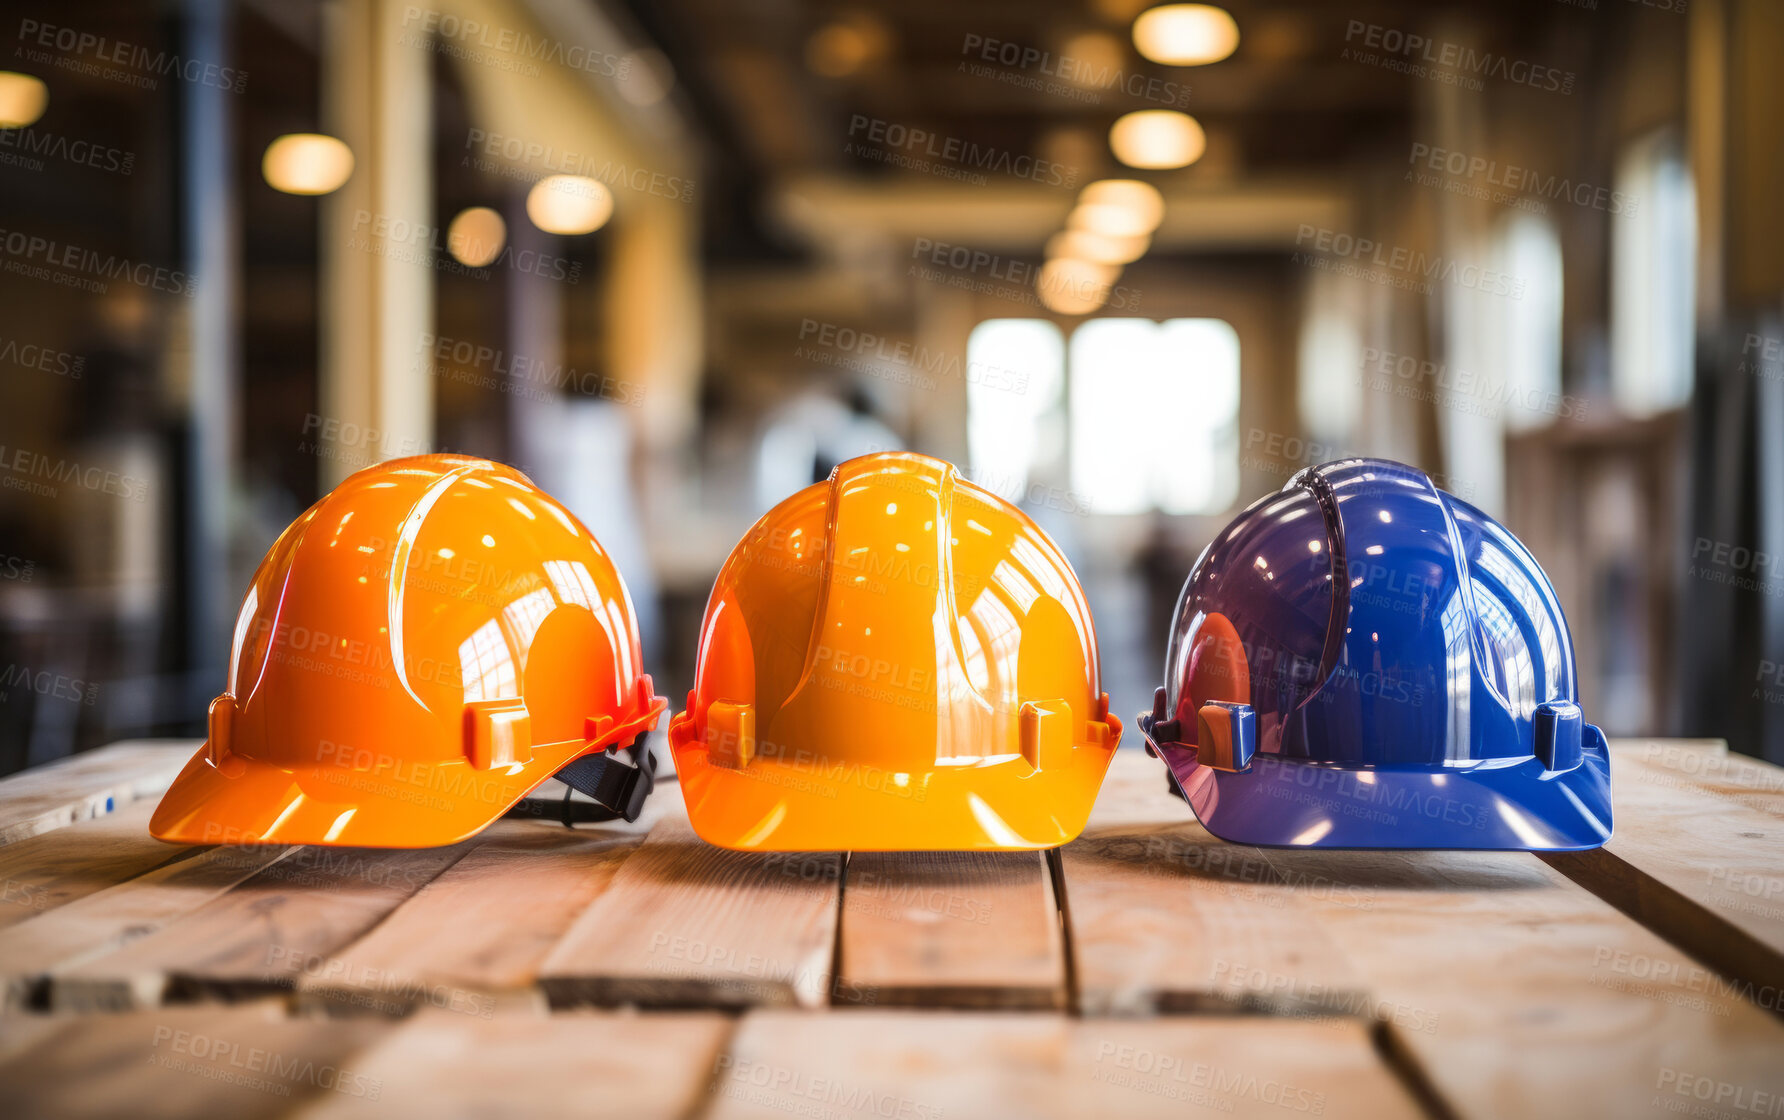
[318,0,434,487]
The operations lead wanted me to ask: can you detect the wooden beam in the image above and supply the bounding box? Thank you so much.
[773,174,1351,254]
[318,0,434,488]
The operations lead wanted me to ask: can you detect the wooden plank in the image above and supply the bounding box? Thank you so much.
[1068,1017,1427,1120]
[295,818,648,1016]
[705,1011,1424,1120]
[1615,738,1784,819]
[294,1008,732,1119]
[1608,738,1728,758]
[0,1002,390,1119]
[0,799,193,932]
[707,1009,1061,1120]
[1540,751,1784,1011]
[0,1002,729,1119]
[0,740,193,845]
[837,850,1065,1010]
[1064,750,1784,1119]
[45,842,473,1012]
[539,818,842,1010]
[1061,751,1372,1016]
[1062,819,1376,1016]
[0,1010,68,1062]
[0,843,293,1009]
[1297,845,1784,1119]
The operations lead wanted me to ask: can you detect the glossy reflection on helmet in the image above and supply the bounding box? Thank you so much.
[671,451,1121,851]
[150,454,667,848]
[1142,457,1611,851]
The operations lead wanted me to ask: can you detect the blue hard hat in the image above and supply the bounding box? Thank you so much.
[1140,457,1612,850]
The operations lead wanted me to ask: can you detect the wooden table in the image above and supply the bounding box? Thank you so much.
[0,738,1780,1119]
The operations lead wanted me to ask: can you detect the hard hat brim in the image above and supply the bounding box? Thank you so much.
[1145,718,1613,852]
[670,710,1122,852]
[150,697,666,848]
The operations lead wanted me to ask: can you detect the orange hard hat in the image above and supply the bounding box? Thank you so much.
[150,455,667,847]
[669,451,1120,851]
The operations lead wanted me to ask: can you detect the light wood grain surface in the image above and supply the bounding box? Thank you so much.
[0,736,1780,1120]
[839,850,1066,1009]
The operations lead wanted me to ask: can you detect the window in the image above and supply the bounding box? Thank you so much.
[1488,212,1566,434]
[1438,212,1566,516]
[965,317,1240,516]
[965,319,1065,502]
[1297,270,1363,445]
[1070,318,1240,514]
[1612,130,1696,416]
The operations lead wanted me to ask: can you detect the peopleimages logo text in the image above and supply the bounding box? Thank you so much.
[0,444,149,501]
[1407,143,1635,216]
[1343,20,1575,94]
[0,228,197,297]
[846,115,1077,188]
[1294,224,1525,299]
[16,19,248,92]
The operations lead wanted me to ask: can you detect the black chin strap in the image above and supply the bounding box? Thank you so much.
[505,734,658,827]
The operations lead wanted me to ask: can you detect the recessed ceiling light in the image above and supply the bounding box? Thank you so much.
[1109,110,1205,169]
[1133,4,1240,66]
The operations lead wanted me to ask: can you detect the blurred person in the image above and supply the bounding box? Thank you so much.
[754,386,901,513]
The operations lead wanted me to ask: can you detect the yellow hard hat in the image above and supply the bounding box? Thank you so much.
[670,451,1120,850]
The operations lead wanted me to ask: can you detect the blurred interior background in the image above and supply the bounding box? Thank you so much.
[1,0,1781,775]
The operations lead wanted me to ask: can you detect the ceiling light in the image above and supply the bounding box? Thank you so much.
[1046,228,1149,265]
[526,175,613,235]
[1069,203,1153,239]
[1037,258,1117,315]
[1133,4,1240,66]
[447,207,506,267]
[1109,109,1205,169]
[0,72,47,128]
[1079,179,1165,229]
[262,133,355,195]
